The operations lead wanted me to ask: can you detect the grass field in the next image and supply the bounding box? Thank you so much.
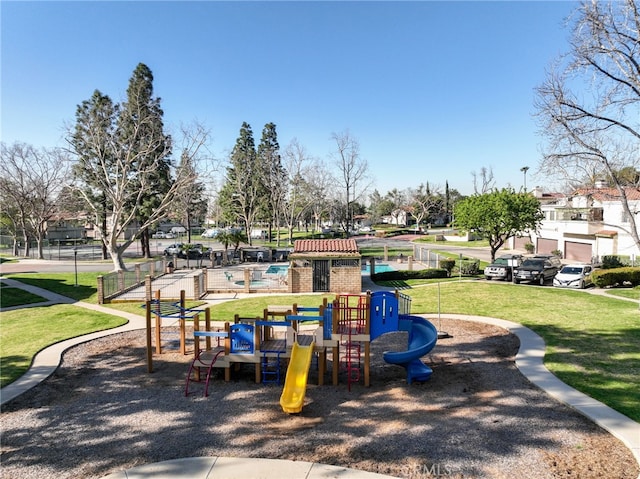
[0,304,126,386]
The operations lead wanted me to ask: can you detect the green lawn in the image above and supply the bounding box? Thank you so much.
[603,287,640,301]
[4,272,101,302]
[1,273,638,423]
[1,286,47,308]
[404,282,640,422]
[0,305,126,387]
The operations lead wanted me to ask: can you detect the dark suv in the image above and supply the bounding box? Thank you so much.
[513,255,562,285]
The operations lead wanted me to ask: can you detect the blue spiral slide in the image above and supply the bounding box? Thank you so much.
[381,315,438,384]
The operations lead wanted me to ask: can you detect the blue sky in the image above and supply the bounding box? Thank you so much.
[1,1,577,196]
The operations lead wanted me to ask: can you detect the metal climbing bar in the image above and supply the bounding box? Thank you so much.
[185,330,227,397]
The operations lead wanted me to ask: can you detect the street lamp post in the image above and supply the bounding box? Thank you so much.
[520,166,530,191]
[73,247,78,287]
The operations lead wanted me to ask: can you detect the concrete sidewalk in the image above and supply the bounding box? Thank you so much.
[100,456,397,479]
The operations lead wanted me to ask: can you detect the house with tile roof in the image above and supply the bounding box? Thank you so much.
[288,239,362,294]
[511,186,640,263]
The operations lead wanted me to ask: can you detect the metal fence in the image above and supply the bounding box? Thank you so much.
[206,266,289,293]
[412,245,447,268]
[0,236,144,261]
[398,291,412,315]
[99,258,167,303]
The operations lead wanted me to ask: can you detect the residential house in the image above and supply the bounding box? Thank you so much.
[381,209,408,227]
[511,185,640,263]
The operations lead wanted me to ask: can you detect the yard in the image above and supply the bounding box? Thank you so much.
[1,272,638,423]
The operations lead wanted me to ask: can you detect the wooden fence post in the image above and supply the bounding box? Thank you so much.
[97,275,104,304]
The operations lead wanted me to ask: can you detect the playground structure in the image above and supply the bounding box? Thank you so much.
[145,290,439,413]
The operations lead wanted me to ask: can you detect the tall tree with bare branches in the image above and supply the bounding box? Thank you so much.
[535,0,640,248]
[0,142,70,259]
[330,130,371,236]
[281,139,329,244]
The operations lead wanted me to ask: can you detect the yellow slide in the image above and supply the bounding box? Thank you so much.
[280,341,315,414]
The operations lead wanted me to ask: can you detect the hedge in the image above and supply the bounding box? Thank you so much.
[371,269,449,282]
[591,266,640,288]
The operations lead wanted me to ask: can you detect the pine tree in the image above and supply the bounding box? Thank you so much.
[69,64,203,271]
[257,123,286,245]
[220,122,260,244]
[70,90,118,260]
[119,63,172,258]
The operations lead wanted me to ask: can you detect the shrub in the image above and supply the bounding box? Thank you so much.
[440,259,456,277]
[460,260,480,275]
[524,243,535,254]
[591,266,640,288]
[371,269,449,282]
[551,249,563,259]
[602,255,625,269]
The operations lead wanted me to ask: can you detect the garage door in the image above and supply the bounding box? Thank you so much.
[514,236,531,250]
[565,241,592,263]
[537,238,558,254]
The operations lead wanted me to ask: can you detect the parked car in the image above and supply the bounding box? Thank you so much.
[513,255,562,285]
[484,254,522,282]
[151,231,166,239]
[553,264,594,289]
[201,228,220,238]
[163,243,183,256]
[178,243,209,259]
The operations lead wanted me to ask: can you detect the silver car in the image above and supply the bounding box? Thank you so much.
[553,264,594,289]
[163,243,183,256]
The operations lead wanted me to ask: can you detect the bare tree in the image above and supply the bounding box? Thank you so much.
[535,0,640,248]
[307,163,334,234]
[281,139,329,244]
[471,166,496,194]
[0,201,21,256]
[330,130,371,236]
[0,143,70,259]
[408,183,443,231]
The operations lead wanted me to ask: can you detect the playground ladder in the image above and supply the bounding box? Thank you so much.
[261,351,283,384]
[340,337,361,390]
[185,329,227,397]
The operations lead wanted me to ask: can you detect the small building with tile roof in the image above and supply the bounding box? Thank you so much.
[288,239,362,294]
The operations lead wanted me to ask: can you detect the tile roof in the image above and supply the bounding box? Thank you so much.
[595,230,619,237]
[573,187,640,201]
[293,239,359,253]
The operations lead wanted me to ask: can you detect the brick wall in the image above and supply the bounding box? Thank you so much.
[330,266,361,294]
[290,266,313,292]
[289,265,361,294]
